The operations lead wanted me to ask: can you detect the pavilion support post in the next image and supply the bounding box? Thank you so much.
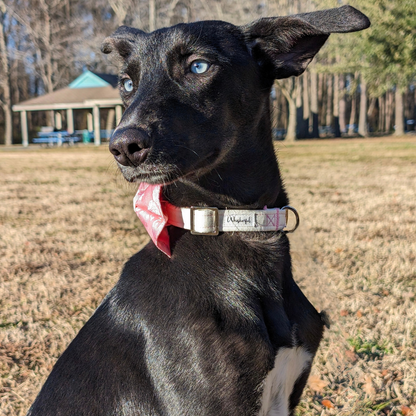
[50,110,55,128]
[55,112,62,130]
[115,105,123,125]
[66,109,74,134]
[20,110,28,147]
[106,108,115,139]
[93,105,100,146]
[87,112,93,132]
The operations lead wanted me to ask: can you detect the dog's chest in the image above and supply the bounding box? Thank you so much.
[258,347,312,416]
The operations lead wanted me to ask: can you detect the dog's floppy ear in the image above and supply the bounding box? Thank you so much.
[242,5,370,79]
[101,26,146,59]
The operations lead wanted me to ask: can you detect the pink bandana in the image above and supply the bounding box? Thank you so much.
[133,183,172,257]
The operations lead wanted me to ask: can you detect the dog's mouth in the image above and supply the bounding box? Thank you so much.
[118,162,181,184]
[116,149,219,185]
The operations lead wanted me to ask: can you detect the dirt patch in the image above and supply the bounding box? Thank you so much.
[1,139,415,415]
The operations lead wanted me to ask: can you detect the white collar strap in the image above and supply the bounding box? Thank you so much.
[165,205,299,235]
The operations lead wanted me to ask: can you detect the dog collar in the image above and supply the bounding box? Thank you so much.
[133,183,299,257]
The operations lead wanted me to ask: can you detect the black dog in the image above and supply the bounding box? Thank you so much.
[27,6,369,416]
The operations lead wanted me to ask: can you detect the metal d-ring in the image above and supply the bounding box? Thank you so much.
[282,206,300,233]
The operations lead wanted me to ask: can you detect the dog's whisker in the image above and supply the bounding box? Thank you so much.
[172,144,200,156]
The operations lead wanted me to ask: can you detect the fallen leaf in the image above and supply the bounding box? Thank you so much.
[401,405,413,415]
[308,375,329,392]
[322,399,335,409]
[381,369,389,377]
[345,350,358,363]
[356,310,363,318]
[340,309,349,317]
[335,247,343,253]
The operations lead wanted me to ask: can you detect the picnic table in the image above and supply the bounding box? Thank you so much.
[33,131,82,146]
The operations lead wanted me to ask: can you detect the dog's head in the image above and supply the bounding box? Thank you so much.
[103,6,369,186]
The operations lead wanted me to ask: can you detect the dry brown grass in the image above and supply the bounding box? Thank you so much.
[1,138,415,415]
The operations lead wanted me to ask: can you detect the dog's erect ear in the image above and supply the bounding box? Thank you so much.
[242,5,370,79]
[101,26,146,58]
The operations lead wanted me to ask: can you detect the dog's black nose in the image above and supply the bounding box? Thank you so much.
[109,128,151,167]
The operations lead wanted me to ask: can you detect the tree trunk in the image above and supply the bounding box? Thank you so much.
[385,90,393,133]
[405,87,412,121]
[270,88,276,133]
[318,73,325,126]
[414,88,416,121]
[326,74,333,127]
[275,88,285,130]
[302,71,310,138]
[270,84,280,138]
[0,9,12,146]
[394,88,405,136]
[286,95,297,142]
[296,76,308,138]
[358,77,368,137]
[339,74,347,133]
[378,95,385,133]
[348,93,357,135]
[333,74,341,137]
[43,5,54,94]
[367,98,376,132]
[281,93,287,130]
[310,71,319,138]
[1,102,12,145]
[149,0,156,31]
[279,78,297,141]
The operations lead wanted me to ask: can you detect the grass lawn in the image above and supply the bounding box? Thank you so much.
[1,137,415,415]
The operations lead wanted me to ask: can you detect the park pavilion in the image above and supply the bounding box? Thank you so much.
[12,70,123,146]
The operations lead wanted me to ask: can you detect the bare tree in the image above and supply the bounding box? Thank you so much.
[279,78,298,141]
[109,0,130,25]
[12,0,83,93]
[0,0,13,145]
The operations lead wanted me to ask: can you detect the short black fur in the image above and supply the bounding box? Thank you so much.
[27,6,369,416]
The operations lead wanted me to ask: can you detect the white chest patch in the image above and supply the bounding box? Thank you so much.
[258,347,312,416]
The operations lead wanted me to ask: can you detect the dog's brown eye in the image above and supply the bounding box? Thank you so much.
[190,60,210,74]
[123,79,134,92]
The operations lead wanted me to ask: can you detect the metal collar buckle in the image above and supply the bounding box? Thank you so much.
[190,207,219,236]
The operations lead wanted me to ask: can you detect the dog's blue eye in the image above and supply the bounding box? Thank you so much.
[190,60,210,74]
[123,79,134,92]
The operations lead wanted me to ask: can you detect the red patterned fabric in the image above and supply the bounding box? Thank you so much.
[133,183,172,257]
